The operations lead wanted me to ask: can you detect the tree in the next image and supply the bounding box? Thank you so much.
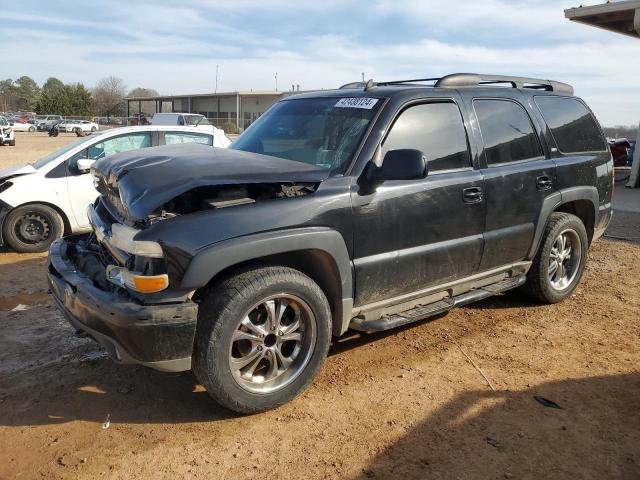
[34,82,94,116]
[13,76,40,111]
[0,79,17,112]
[42,77,65,92]
[93,76,127,116]
[127,87,159,98]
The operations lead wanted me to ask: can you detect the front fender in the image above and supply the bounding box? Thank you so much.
[180,227,354,336]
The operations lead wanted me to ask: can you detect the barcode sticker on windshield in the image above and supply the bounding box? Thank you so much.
[334,98,378,109]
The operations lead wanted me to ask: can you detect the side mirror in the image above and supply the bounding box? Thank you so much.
[372,149,427,181]
[77,158,96,173]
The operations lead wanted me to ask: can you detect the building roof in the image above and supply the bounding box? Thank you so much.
[565,0,640,39]
[125,91,284,101]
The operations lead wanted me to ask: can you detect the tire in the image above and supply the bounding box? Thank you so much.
[193,266,332,414]
[74,127,85,137]
[9,140,15,146]
[91,126,97,132]
[29,126,35,132]
[2,204,64,253]
[521,212,588,304]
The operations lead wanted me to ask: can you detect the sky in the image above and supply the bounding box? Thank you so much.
[1,0,639,126]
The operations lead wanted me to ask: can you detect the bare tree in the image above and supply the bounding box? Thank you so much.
[128,87,159,98]
[93,76,127,117]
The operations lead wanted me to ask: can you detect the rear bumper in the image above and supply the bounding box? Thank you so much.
[47,238,198,372]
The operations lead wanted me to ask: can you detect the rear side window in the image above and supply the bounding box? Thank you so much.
[474,99,542,166]
[165,132,213,146]
[382,102,471,172]
[534,96,606,153]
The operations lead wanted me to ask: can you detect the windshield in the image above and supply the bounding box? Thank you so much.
[230,96,381,172]
[32,135,99,169]
[0,117,8,127]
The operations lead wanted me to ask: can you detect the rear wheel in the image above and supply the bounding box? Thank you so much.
[193,266,332,414]
[28,126,36,132]
[521,212,588,303]
[3,204,64,253]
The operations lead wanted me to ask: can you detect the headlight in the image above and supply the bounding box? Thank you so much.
[110,223,164,258]
[106,265,169,293]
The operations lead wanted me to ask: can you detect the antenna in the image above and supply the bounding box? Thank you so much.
[275,72,278,91]
[215,64,219,93]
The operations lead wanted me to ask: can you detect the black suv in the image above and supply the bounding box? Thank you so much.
[48,73,613,413]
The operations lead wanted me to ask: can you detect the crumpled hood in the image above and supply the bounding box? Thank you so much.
[92,143,330,221]
[0,164,37,182]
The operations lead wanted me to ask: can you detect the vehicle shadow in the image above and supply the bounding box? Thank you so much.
[351,372,640,479]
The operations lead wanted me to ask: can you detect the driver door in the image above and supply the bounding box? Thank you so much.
[352,99,486,307]
[65,132,153,228]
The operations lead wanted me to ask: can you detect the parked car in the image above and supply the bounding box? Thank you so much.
[0,116,15,146]
[609,138,632,167]
[47,73,613,414]
[36,115,64,131]
[57,119,99,134]
[0,126,231,252]
[152,112,211,128]
[9,120,36,132]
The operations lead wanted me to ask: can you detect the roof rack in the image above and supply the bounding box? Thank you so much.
[340,73,574,95]
[435,73,574,95]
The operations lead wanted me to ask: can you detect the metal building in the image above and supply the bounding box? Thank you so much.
[125,91,287,133]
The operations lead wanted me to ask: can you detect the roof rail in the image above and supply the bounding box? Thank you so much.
[434,73,574,95]
[339,73,574,95]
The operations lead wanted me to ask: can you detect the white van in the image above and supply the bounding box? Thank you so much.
[0,125,231,252]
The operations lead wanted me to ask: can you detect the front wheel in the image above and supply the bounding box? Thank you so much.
[521,212,588,304]
[193,266,332,414]
[2,204,64,253]
[29,126,36,132]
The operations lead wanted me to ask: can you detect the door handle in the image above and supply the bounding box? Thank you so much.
[536,175,553,190]
[462,187,483,204]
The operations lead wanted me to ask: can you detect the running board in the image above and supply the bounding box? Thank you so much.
[349,274,526,333]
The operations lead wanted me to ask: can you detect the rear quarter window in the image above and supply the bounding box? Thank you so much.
[534,96,607,154]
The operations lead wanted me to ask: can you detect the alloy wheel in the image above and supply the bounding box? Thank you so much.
[548,228,582,290]
[228,294,316,394]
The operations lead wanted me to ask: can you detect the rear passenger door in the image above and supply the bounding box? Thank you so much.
[465,94,555,271]
[352,99,485,307]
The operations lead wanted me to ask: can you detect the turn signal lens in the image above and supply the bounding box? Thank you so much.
[132,275,169,293]
[106,265,169,293]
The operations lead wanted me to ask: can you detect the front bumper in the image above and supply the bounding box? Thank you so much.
[47,238,198,372]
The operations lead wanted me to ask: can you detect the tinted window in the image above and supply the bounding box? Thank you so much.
[165,132,213,146]
[382,102,470,171]
[534,96,606,153]
[474,99,542,165]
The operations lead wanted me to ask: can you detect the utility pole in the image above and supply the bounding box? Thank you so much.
[362,72,365,82]
[215,64,219,93]
[275,72,278,91]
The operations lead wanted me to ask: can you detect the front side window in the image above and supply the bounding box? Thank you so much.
[474,99,543,165]
[382,102,471,172]
[87,133,152,160]
[231,97,382,172]
[165,132,213,146]
[534,96,606,153]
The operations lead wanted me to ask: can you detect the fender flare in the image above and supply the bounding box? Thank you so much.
[527,186,599,259]
[180,227,354,336]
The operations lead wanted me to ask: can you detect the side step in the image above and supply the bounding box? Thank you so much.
[350,274,526,333]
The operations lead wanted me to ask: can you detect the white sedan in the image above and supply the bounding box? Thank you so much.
[58,120,99,134]
[9,121,37,132]
[0,125,231,252]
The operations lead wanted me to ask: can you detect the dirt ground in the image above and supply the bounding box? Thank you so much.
[1,134,639,480]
